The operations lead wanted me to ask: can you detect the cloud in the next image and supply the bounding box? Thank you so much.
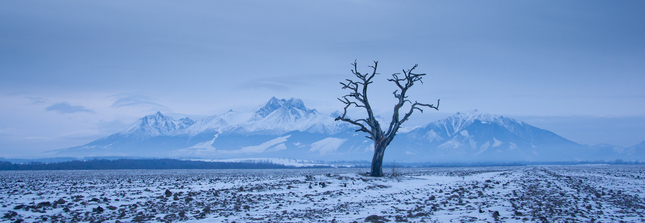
[110,94,167,109]
[239,75,325,93]
[27,97,47,104]
[45,102,94,114]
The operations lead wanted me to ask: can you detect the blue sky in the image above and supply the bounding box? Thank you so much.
[1,1,644,158]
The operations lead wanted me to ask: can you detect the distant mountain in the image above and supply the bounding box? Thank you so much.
[55,97,357,158]
[629,141,645,153]
[390,110,585,162]
[57,112,196,157]
[120,111,194,140]
[585,141,645,161]
[180,97,346,136]
[53,99,645,163]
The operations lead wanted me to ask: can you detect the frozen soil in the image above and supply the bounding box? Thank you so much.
[1,165,644,222]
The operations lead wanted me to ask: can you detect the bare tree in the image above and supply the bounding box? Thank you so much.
[336,60,439,177]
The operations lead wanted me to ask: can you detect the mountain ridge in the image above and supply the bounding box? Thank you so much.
[118,111,195,139]
[53,97,644,162]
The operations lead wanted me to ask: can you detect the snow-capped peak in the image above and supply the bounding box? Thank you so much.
[181,110,253,135]
[454,109,499,123]
[179,117,195,126]
[254,97,315,119]
[244,97,336,134]
[178,97,348,136]
[428,110,521,135]
[120,111,194,139]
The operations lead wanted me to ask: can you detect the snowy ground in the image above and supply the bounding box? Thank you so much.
[1,165,644,222]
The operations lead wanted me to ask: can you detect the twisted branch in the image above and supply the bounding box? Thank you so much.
[385,64,439,140]
[336,60,439,145]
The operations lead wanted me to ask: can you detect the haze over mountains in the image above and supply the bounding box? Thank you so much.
[53,97,645,163]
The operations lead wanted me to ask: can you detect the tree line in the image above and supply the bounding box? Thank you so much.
[0,159,293,170]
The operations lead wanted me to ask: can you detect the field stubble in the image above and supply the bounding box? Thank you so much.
[1,165,644,222]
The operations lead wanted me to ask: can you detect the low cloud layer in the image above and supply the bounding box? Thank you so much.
[45,102,93,114]
[111,95,167,109]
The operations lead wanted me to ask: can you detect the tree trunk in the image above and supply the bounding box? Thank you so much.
[370,143,387,177]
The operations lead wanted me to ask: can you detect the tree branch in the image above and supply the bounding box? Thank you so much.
[385,64,438,139]
[399,100,440,125]
[336,60,383,139]
[335,97,373,136]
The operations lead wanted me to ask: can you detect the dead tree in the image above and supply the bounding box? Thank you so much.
[336,60,439,177]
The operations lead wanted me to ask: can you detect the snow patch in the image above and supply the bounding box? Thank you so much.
[398,126,420,134]
[309,137,347,155]
[440,140,462,149]
[236,135,291,154]
[492,138,502,147]
[474,141,490,156]
[188,134,219,150]
[365,144,375,152]
[425,129,443,142]
[509,142,518,150]
[267,143,287,152]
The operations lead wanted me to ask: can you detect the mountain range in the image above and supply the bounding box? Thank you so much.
[53,97,645,163]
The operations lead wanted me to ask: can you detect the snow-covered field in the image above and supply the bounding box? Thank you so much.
[188,158,343,168]
[1,165,644,222]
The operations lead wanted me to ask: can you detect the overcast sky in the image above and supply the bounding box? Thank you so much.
[1,1,644,158]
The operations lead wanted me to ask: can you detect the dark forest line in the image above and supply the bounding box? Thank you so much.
[2,158,641,171]
[0,159,295,170]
